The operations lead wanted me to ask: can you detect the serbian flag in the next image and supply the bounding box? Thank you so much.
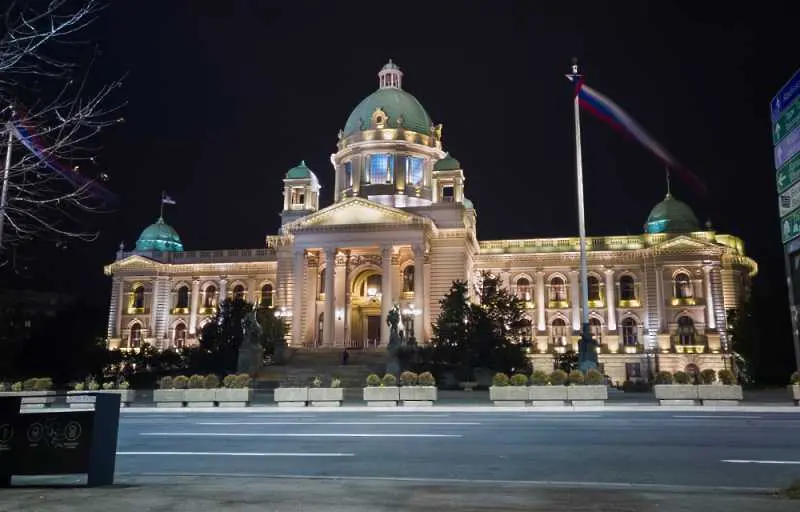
[567,76,707,194]
[9,112,118,205]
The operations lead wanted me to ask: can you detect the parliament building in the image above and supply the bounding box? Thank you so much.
[104,61,757,383]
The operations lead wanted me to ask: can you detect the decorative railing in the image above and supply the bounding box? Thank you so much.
[120,248,276,264]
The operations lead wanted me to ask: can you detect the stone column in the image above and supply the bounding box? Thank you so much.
[189,279,200,334]
[536,270,546,331]
[324,248,336,346]
[569,270,580,331]
[248,278,258,304]
[604,268,616,331]
[655,266,665,331]
[703,265,716,329]
[412,244,425,342]
[218,278,228,304]
[149,279,160,342]
[381,246,394,346]
[292,250,305,346]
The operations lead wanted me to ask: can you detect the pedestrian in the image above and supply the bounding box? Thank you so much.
[342,348,350,365]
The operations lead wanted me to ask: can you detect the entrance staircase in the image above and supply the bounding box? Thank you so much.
[257,348,387,389]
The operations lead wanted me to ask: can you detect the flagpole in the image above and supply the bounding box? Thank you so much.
[0,123,14,253]
[160,190,165,220]
[569,58,596,372]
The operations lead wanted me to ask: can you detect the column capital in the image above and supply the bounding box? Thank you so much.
[535,269,545,276]
[604,267,615,274]
[702,264,713,273]
[381,246,393,259]
[192,278,200,284]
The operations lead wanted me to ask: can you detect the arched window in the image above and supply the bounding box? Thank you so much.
[402,266,415,293]
[587,276,600,301]
[677,316,695,345]
[132,285,145,309]
[176,286,189,309]
[621,317,638,345]
[516,277,532,302]
[233,284,245,300]
[589,317,603,342]
[364,274,382,297]
[549,276,567,302]
[368,153,393,184]
[620,275,636,301]
[260,284,274,308]
[130,323,142,349]
[551,318,568,344]
[319,269,326,295]
[406,157,424,186]
[174,323,187,349]
[204,285,217,308]
[674,273,693,299]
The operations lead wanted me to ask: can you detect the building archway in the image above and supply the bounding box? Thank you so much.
[349,268,383,347]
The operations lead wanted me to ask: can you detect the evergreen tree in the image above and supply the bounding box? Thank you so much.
[198,297,253,373]
[256,305,286,356]
[431,280,473,370]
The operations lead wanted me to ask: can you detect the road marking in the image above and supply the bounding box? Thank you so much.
[141,432,462,438]
[194,422,480,426]
[673,416,763,419]
[722,459,800,465]
[117,451,354,457]
[377,414,451,418]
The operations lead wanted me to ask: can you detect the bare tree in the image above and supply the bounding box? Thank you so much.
[0,0,123,256]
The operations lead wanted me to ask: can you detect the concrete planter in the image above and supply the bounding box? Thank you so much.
[399,386,438,406]
[363,386,399,406]
[274,387,308,407]
[67,390,135,408]
[489,386,529,407]
[184,389,217,407]
[153,389,185,408]
[308,387,344,407]
[698,384,743,405]
[790,384,800,405]
[567,385,608,406]
[654,384,699,406]
[529,386,568,407]
[0,391,56,409]
[215,388,253,407]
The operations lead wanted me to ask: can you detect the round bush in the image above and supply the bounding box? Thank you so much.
[73,382,85,391]
[717,369,735,385]
[204,374,220,389]
[159,376,174,389]
[172,375,189,389]
[400,371,418,386]
[366,374,380,387]
[222,375,237,388]
[700,369,717,385]
[549,370,568,386]
[585,369,604,385]
[236,374,251,388]
[492,373,510,387]
[654,371,673,385]
[568,370,585,385]
[88,379,101,391]
[102,382,114,390]
[510,373,528,386]
[530,370,549,386]
[418,372,436,386]
[330,377,342,388]
[673,371,690,384]
[382,374,397,386]
[187,375,205,389]
[790,371,800,385]
[119,380,131,390]
[36,378,53,391]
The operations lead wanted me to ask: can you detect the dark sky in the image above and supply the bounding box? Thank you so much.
[4,1,800,327]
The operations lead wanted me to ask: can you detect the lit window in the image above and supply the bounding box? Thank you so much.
[677,316,695,344]
[621,318,637,345]
[549,277,567,302]
[515,277,532,302]
[674,273,693,299]
[204,285,217,308]
[133,286,145,309]
[589,317,603,342]
[620,275,636,300]
[587,276,600,301]
[344,161,353,187]
[176,286,189,309]
[233,284,245,300]
[442,185,454,202]
[368,154,393,184]
[290,187,305,206]
[130,323,142,348]
[406,157,424,186]
[174,323,187,349]
[260,284,274,308]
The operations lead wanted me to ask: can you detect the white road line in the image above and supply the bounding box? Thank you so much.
[722,459,800,465]
[194,422,479,426]
[141,432,462,438]
[377,414,451,418]
[117,451,354,457]
[673,416,763,419]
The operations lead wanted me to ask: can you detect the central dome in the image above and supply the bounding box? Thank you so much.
[136,217,184,252]
[342,61,432,137]
[645,194,700,234]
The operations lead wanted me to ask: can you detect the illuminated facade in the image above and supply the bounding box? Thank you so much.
[104,61,757,383]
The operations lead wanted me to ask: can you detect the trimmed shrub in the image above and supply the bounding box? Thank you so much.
[400,371,418,386]
[585,369,604,385]
[621,380,651,393]
[530,370,549,386]
[568,370,585,385]
[35,378,53,391]
[717,369,736,385]
[11,382,22,392]
[311,376,322,388]
[330,377,341,389]
[492,372,510,387]
[22,378,38,391]
[550,369,568,386]
[172,375,189,389]
[418,372,436,386]
[187,375,205,389]
[73,382,85,391]
[235,374,251,388]
[510,373,528,386]
[381,374,397,387]
[654,371,673,385]
[119,380,131,390]
[366,374,381,387]
[222,375,237,388]
[204,374,220,389]
[102,382,114,390]
[88,379,101,391]
[790,371,800,385]
[700,369,717,385]
[673,371,690,384]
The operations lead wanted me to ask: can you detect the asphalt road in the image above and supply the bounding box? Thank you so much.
[111,410,800,489]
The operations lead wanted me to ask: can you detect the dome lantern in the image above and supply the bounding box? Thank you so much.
[378,59,403,89]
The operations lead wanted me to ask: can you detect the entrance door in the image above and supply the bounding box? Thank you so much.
[367,315,381,346]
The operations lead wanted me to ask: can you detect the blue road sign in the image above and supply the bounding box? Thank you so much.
[775,124,800,169]
[772,68,800,122]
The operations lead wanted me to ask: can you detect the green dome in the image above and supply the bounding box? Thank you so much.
[135,217,184,252]
[286,160,314,179]
[645,194,700,234]
[343,88,432,136]
[434,153,461,171]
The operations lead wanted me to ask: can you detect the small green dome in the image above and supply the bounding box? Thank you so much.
[135,217,184,252]
[286,160,314,179]
[434,153,461,171]
[645,194,700,234]
[343,88,432,136]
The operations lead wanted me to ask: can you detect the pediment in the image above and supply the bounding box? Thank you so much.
[104,254,161,275]
[650,235,719,253]
[286,198,428,231]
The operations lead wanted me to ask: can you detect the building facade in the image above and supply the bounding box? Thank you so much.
[104,62,757,383]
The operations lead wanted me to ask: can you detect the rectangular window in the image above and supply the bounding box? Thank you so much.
[442,184,454,202]
[369,153,393,184]
[344,161,352,187]
[406,156,424,186]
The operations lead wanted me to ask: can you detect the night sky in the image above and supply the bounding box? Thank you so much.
[4,1,799,343]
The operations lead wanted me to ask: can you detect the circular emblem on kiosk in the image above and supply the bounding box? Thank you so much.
[64,421,82,442]
[27,422,44,443]
[0,424,12,444]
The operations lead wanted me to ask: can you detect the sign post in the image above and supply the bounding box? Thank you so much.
[774,66,800,372]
